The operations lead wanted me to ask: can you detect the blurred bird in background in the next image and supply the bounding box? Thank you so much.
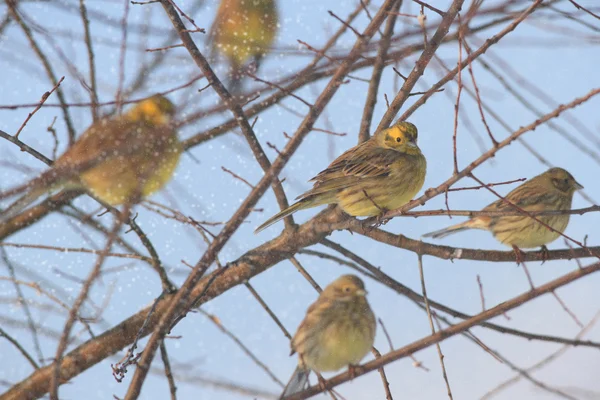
[0,94,182,222]
[280,274,376,398]
[423,167,583,261]
[209,0,279,94]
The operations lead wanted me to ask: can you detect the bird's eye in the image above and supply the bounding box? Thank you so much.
[396,137,402,143]
[344,287,351,292]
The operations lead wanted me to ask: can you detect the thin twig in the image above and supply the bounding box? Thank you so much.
[289,257,322,292]
[0,128,53,166]
[0,326,39,370]
[159,342,177,400]
[6,2,77,143]
[481,309,600,400]
[1,249,45,365]
[568,0,600,20]
[358,0,402,142]
[14,77,64,139]
[476,275,486,311]
[115,0,131,112]
[198,309,285,388]
[245,282,291,339]
[398,0,544,123]
[50,207,130,399]
[78,0,99,120]
[417,253,453,399]
[376,0,465,132]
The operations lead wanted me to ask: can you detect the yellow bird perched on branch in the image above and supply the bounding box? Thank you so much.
[423,167,583,257]
[0,94,182,222]
[209,0,279,93]
[280,274,376,398]
[255,121,427,233]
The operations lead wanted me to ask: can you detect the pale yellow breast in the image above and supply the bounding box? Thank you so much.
[301,301,376,373]
[80,141,181,205]
[492,214,570,248]
[490,193,572,248]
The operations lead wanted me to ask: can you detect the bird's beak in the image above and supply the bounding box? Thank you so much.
[575,180,584,190]
[356,289,367,296]
[406,142,418,149]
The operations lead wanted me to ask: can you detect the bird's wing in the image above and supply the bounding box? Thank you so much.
[290,297,333,355]
[299,145,401,200]
[483,183,554,212]
[309,143,392,180]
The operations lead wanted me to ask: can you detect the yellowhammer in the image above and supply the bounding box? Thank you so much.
[255,121,427,233]
[209,0,279,92]
[0,94,182,221]
[280,274,376,398]
[423,167,583,255]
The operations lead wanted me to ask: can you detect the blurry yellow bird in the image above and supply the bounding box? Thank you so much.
[280,274,376,398]
[0,94,182,221]
[423,168,583,252]
[209,0,279,92]
[255,121,427,233]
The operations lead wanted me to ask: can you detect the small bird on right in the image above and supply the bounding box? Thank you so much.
[423,167,583,261]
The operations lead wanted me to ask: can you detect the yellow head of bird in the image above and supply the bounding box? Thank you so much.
[542,167,583,194]
[321,274,368,302]
[127,94,176,125]
[376,121,420,154]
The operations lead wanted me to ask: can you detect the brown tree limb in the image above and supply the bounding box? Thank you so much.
[388,205,600,218]
[349,225,600,263]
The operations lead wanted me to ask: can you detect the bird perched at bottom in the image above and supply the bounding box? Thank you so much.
[0,94,182,222]
[423,167,583,258]
[280,274,376,399]
[209,0,279,93]
[255,121,427,233]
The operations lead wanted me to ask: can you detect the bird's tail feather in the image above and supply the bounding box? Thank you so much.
[422,221,474,239]
[0,186,47,223]
[227,64,245,96]
[280,366,310,399]
[254,200,311,234]
[0,170,79,223]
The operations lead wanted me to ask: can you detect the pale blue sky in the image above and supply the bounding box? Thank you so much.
[1,1,600,399]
